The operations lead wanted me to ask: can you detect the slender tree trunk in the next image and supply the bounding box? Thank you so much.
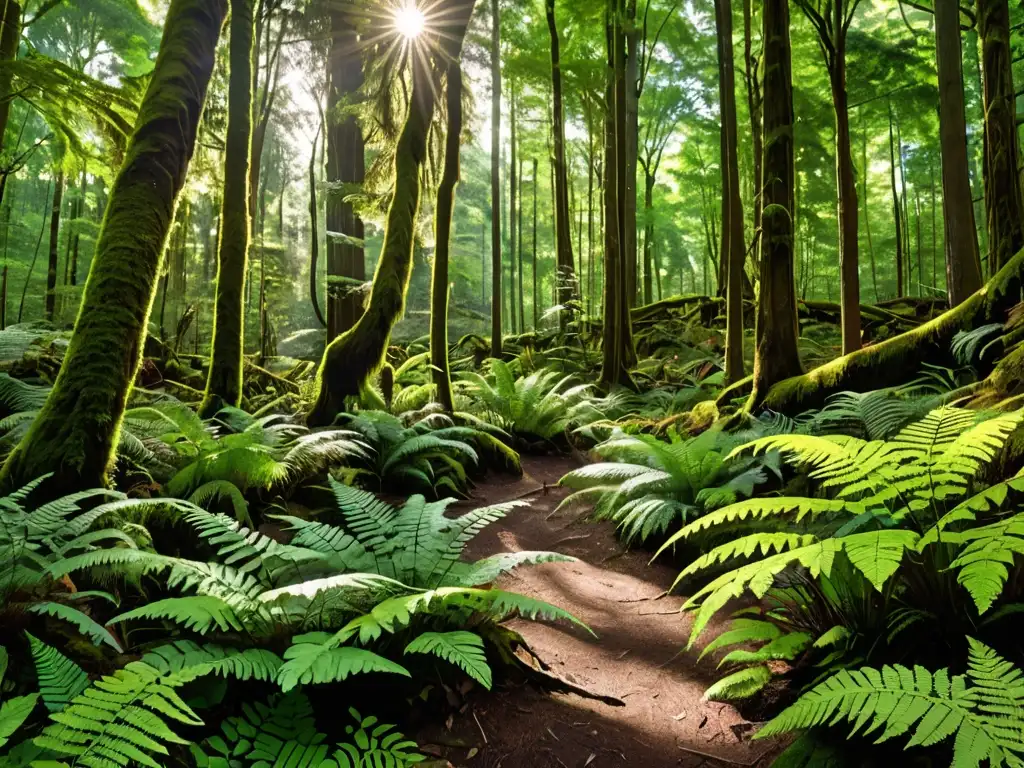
[977,0,1023,274]
[45,167,65,321]
[831,31,860,353]
[0,0,227,493]
[624,0,639,308]
[748,0,802,408]
[862,129,878,302]
[586,111,595,318]
[518,156,525,331]
[532,157,539,329]
[509,87,518,334]
[897,119,911,292]
[326,8,366,339]
[888,105,904,297]
[430,62,463,413]
[716,0,746,384]
[69,169,86,288]
[742,0,763,256]
[490,0,502,357]
[934,0,983,305]
[642,170,655,305]
[930,161,938,291]
[308,1,477,425]
[19,177,51,323]
[309,121,325,327]
[915,188,923,295]
[201,0,255,415]
[547,0,577,326]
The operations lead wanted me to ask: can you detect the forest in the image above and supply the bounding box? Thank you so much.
[3,0,1024,765]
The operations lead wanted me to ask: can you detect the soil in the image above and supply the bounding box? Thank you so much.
[414,455,779,768]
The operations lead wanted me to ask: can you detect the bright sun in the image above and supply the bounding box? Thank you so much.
[394,6,426,39]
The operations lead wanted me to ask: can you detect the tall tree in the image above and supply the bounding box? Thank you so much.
[888,103,904,297]
[794,0,862,353]
[308,0,478,425]
[44,158,64,321]
[489,0,502,358]
[326,7,366,338]
[201,0,255,415]
[934,0,983,305]
[977,0,1023,274]
[748,0,802,408]
[0,1,21,153]
[714,0,746,384]
[430,57,464,414]
[546,0,576,325]
[0,0,228,493]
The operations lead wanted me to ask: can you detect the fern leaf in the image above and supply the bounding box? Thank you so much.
[949,513,1024,614]
[699,619,783,662]
[404,631,492,689]
[28,634,88,712]
[111,595,244,634]
[141,642,283,684]
[28,602,122,652]
[277,632,410,692]
[704,666,773,702]
[460,551,575,586]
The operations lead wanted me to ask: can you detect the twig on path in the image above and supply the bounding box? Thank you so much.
[514,485,547,501]
[552,533,592,548]
[637,609,680,616]
[677,744,771,766]
[472,711,488,745]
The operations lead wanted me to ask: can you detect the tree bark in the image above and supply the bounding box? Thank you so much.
[430,61,463,413]
[509,85,518,334]
[0,1,21,157]
[935,0,983,305]
[546,0,576,326]
[489,0,502,357]
[742,0,763,256]
[747,0,802,409]
[977,0,1023,274]
[201,0,255,416]
[45,166,64,321]
[309,120,325,327]
[532,157,539,329]
[326,8,366,339]
[642,170,655,306]
[888,104,904,298]
[862,129,878,302]
[624,0,639,308]
[715,0,746,384]
[308,0,477,425]
[518,155,525,331]
[0,0,228,493]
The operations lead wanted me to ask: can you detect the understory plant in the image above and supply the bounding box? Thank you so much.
[659,406,1024,712]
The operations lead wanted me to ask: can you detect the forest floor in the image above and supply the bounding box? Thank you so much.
[413,456,778,768]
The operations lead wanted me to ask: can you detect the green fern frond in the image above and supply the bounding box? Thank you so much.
[756,638,1024,767]
[460,551,574,586]
[0,693,38,749]
[704,665,773,702]
[278,632,410,692]
[28,633,88,712]
[141,641,283,684]
[679,533,819,581]
[405,631,492,689]
[27,602,123,652]
[111,595,245,634]
[187,480,250,525]
[948,512,1024,614]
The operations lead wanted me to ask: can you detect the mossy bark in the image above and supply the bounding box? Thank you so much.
[747,0,802,409]
[489,0,502,358]
[308,2,477,426]
[200,0,254,418]
[430,60,463,414]
[759,246,1024,414]
[977,0,1024,275]
[0,0,227,494]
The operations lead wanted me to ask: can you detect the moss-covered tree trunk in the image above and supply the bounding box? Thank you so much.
[0,1,21,160]
[715,0,746,385]
[0,0,227,494]
[747,0,802,409]
[489,0,502,358]
[547,0,576,328]
[600,0,637,388]
[326,8,365,339]
[978,0,1024,274]
[430,60,464,414]
[44,166,64,322]
[308,0,477,426]
[935,0,983,304]
[200,0,254,417]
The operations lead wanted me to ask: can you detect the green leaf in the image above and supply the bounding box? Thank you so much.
[404,631,492,690]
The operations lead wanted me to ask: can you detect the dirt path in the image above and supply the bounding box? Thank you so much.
[415,456,776,768]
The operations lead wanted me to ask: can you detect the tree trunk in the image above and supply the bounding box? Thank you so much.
[546,0,576,326]
[0,0,227,493]
[642,170,655,306]
[326,8,366,339]
[624,0,639,309]
[935,0,983,305]
[308,1,477,425]
[489,0,502,357]
[509,86,518,335]
[20,178,50,323]
[309,120,325,327]
[747,0,802,409]
[831,35,860,354]
[716,0,746,384]
[742,0,763,256]
[431,62,463,413]
[518,156,525,331]
[978,0,1023,274]
[532,157,539,329]
[600,0,637,388]
[69,169,86,287]
[888,105,904,298]
[862,129,878,302]
[201,0,255,416]
[45,167,64,321]
[0,1,21,157]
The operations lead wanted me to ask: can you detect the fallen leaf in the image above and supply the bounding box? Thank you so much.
[584,753,597,766]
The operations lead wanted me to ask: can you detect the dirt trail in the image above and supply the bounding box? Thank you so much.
[415,456,776,768]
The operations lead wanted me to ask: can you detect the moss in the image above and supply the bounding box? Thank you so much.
[200,0,254,418]
[758,245,1024,414]
[0,0,229,494]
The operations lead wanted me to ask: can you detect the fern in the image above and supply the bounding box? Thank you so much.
[756,638,1024,767]
[27,634,88,713]
[404,631,492,689]
[277,632,410,692]
[0,647,38,749]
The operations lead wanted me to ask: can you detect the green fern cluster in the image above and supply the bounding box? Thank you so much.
[558,428,777,544]
[659,407,1024,703]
